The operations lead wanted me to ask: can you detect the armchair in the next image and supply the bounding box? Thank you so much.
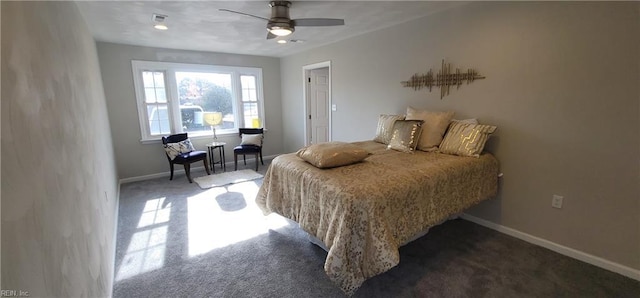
[162,133,211,183]
[234,128,264,171]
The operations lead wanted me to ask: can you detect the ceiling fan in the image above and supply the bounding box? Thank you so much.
[220,1,345,39]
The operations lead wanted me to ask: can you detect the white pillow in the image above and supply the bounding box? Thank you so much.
[241,134,263,146]
[164,139,195,160]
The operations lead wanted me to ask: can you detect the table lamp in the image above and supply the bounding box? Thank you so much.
[252,118,261,128]
[203,112,223,140]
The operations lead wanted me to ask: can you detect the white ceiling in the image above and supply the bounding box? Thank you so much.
[76,1,468,58]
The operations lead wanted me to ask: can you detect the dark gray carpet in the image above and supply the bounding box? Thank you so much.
[114,164,639,297]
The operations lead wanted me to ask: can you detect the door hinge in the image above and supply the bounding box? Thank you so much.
[308,77,311,83]
[308,114,311,120]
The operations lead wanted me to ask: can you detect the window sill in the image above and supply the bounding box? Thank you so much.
[140,128,267,145]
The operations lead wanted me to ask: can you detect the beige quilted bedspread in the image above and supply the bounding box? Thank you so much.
[256,141,499,295]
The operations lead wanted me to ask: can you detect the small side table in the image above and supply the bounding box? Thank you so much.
[206,141,226,173]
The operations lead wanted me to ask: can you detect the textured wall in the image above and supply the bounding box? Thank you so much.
[280,2,639,270]
[96,42,283,180]
[1,2,119,296]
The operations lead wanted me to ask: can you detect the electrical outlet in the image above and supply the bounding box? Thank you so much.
[552,195,563,209]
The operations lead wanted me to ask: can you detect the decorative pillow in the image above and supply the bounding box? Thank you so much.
[387,120,423,153]
[297,141,370,169]
[164,139,195,160]
[373,114,405,144]
[451,118,479,125]
[406,106,454,152]
[241,134,263,146]
[439,122,497,157]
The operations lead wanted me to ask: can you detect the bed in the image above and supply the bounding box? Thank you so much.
[256,140,499,295]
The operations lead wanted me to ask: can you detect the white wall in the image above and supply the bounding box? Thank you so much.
[280,2,639,271]
[97,43,283,180]
[1,2,119,296]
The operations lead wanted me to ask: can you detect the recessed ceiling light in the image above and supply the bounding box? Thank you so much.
[277,40,287,44]
[152,13,168,30]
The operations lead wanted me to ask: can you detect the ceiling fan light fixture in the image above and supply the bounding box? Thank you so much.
[268,26,293,36]
[219,1,344,40]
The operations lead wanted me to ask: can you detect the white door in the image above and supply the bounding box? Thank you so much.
[308,67,330,144]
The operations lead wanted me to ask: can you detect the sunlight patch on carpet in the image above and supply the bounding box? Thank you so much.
[115,225,167,281]
[116,197,171,281]
[137,197,171,228]
[187,180,288,257]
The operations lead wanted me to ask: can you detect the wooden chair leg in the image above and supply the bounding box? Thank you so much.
[259,150,264,165]
[234,153,238,171]
[169,163,175,180]
[184,164,193,183]
[203,158,211,175]
[255,153,259,171]
[243,155,246,165]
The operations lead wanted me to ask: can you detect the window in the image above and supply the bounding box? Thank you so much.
[132,60,265,141]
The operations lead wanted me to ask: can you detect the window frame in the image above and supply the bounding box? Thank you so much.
[131,60,265,142]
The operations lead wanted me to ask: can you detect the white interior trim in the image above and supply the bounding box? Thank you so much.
[302,61,332,146]
[130,60,265,142]
[461,213,640,281]
[110,183,121,297]
[118,155,277,184]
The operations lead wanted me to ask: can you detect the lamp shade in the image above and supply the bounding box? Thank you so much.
[203,112,223,126]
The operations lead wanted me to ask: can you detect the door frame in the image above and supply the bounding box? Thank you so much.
[302,61,332,146]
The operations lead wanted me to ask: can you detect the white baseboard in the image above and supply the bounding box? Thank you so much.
[460,214,640,281]
[118,154,277,184]
[110,182,121,297]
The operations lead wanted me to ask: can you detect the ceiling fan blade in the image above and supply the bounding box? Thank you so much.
[292,18,345,27]
[267,31,277,40]
[219,9,270,21]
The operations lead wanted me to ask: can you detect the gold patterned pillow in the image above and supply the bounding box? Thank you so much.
[387,120,424,153]
[297,142,370,169]
[373,114,405,144]
[439,122,497,157]
[406,106,455,152]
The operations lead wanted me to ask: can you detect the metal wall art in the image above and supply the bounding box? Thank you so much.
[401,59,485,99]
